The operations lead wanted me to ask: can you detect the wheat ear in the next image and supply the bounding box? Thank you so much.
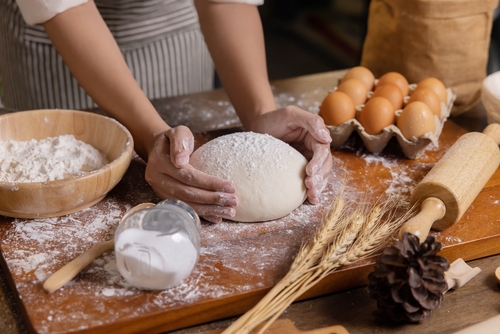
[223,194,412,334]
[225,195,347,332]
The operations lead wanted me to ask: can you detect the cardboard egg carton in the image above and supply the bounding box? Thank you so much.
[326,83,456,159]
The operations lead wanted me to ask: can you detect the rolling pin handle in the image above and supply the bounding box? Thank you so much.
[399,197,446,243]
[483,123,500,145]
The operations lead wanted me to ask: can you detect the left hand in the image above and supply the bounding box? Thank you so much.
[249,106,333,205]
[145,126,239,223]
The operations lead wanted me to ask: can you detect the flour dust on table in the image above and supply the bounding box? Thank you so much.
[0,141,426,334]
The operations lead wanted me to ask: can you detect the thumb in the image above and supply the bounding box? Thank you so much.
[302,114,332,145]
[164,126,195,168]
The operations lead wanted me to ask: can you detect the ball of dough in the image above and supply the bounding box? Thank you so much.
[190,132,308,222]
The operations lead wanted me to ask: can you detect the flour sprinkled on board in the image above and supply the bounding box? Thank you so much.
[361,153,418,201]
[0,134,108,183]
[0,142,433,334]
[156,86,329,133]
[0,83,451,334]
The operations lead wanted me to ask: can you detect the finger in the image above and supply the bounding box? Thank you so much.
[299,113,332,145]
[164,125,194,167]
[305,141,331,178]
[304,144,332,204]
[147,143,236,194]
[305,171,329,205]
[152,172,239,207]
[152,177,238,220]
[175,165,236,194]
[276,106,332,145]
[186,201,236,222]
[202,215,223,224]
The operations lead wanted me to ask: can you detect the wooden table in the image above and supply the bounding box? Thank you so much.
[1,70,500,334]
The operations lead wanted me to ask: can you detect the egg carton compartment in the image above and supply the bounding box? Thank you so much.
[327,84,456,159]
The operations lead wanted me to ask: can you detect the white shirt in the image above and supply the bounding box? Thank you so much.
[16,0,264,25]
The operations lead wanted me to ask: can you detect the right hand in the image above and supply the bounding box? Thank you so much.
[145,126,239,223]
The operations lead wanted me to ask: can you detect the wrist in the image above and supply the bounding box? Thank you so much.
[138,124,170,162]
[236,98,277,132]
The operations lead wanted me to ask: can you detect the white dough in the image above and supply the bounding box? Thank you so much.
[190,132,308,222]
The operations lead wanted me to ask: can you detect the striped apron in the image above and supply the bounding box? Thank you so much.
[0,0,214,111]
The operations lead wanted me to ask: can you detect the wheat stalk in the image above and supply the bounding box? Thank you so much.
[290,195,346,274]
[226,196,345,332]
[222,193,414,334]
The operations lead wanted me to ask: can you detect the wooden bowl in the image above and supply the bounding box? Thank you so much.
[0,109,134,218]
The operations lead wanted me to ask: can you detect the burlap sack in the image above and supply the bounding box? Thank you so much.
[361,0,499,115]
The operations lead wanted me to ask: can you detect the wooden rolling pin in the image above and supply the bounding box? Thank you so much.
[399,123,500,242]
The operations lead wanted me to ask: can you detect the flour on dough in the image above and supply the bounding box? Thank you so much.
[190,132,308,222]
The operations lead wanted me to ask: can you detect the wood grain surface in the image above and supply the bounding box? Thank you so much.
[1,71,499,334]
[169,254,500,334]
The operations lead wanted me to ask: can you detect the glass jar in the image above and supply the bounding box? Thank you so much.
[114,199,201,290]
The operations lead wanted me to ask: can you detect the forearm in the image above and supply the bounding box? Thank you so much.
[194,0,276,130]
[42,1,169,160]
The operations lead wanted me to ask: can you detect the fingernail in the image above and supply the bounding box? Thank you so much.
[311,164,319,175]
[309,196,319,205]
[223,184,236,193]
[219,193,239,207]
[224,208,236,217]
[320,129,332,142]
[314,174,323,186]
[176,154,189,165]
[209,216,222,224]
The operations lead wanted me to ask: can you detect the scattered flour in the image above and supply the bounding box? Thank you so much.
[1,87,468,334]
[155,85,328,133]
[0,134,108,183]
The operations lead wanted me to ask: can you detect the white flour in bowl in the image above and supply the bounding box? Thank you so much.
[0,134,108,183]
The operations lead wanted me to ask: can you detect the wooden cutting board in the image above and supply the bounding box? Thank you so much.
[1,120,500,334]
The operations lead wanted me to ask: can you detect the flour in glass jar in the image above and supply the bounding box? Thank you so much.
[0,134,108,183]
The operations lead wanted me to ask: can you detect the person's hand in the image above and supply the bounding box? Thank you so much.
[145,125,239,223]
[249,106,333,205]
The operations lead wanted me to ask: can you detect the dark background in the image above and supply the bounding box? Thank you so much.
[260,0,500,81]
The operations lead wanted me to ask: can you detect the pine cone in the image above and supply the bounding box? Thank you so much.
[367,232,450,322]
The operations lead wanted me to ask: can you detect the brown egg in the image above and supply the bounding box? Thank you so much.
[408,87,441,117]
[357,97,395,135]
[397,101,435,140]
[319,91,356,126]
[336,79,368,106]
[416,77,447,103]
[371,83,404,110]
[341,66,375,91]
[376,72,409,96]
